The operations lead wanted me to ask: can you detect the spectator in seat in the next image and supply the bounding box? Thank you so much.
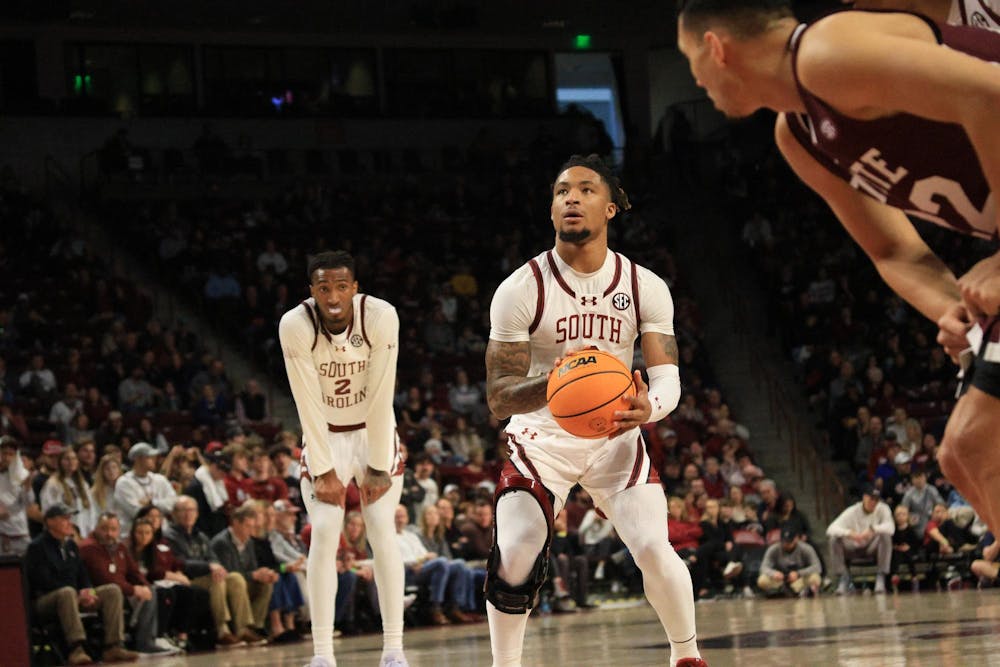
[550,508,592,611]
[26,504,138,665]
[757,525,822,598]
[393,504,468,625]
[417,503,481,621]
[458,499,493,566]
[75,440,98,486]
[412,453,440,517]
[924,502,978,557]
[971,535,999,586]
[235,378,271,425]
[579,501,621,583]
[40,447,97,539]
[128,517,212,652]
[268,444,303,514]
[162,495,247,649]
[221,444,252,507]
[250,501,304,642]
[0,436,32,556]
[79,512,174,655]
[826,484,894,595]
[90,453,123,517]
[114,442,177,531]
[900,467,943,537]
[890,504,922,592]
[210,500,275,644]
[448,368,485,424]
[244,446,289,502]
[701,456,727,499]
[19,353,57,402]
[49,383,83,440]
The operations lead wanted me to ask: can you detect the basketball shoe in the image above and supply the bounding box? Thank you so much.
[379,651,410,667]
[676,659,709,667]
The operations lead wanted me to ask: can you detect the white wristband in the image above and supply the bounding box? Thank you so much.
[646,364,680,423]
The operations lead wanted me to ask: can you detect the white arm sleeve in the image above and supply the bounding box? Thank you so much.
[279,309,337,478]
[646,364,680,423]
[363,305,400,473]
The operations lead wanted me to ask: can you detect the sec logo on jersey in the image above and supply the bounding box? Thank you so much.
[612,293,631,311]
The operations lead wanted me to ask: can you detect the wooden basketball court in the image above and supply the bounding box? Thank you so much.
[151,589,1000,666]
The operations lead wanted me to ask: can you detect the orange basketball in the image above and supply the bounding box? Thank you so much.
[546,349,635,439]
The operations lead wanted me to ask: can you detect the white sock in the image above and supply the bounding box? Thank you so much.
[487,601,529,667]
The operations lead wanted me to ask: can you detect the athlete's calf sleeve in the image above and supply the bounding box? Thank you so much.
[605,484,699,662]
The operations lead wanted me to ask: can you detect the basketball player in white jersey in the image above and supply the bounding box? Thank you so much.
[848,0,1000,31]
[485,154,707,667]
[279,250,408,667]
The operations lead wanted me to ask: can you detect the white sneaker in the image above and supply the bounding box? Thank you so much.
[402,593,417,610]
[723,561,743,579]
[379,653,410,667]
[307,657,333,667]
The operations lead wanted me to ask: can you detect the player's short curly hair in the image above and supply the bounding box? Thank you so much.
[678,0,793,39]
[307,250,355,282]
[553,154,632,219]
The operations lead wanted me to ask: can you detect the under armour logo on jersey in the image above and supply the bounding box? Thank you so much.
[580,295,598,307]
[521,428,538,440]
[333,345,347,352]
[612,293,631,311]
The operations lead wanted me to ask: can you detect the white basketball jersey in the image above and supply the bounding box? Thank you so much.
[490,247,675,438]
[950,0,1000,31]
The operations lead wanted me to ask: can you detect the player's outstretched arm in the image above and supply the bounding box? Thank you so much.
[775,113,962,324]
[485,340,547,420]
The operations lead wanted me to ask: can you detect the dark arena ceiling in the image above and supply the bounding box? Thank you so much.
[0,0,839,43]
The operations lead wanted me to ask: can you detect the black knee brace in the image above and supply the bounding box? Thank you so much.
[483,472,555,615]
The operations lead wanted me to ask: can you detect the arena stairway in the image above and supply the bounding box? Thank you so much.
[666,188,830,543]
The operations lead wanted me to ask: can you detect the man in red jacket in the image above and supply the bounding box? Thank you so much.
[79,512,175,655]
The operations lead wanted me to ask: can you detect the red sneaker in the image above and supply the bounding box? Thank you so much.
[676,659,709,667]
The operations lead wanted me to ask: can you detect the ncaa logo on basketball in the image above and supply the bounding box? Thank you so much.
[558,354,597,377]
[350,334,364,347]
[612,293,631,311]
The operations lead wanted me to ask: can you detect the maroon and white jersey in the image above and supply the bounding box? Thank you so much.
[489,248,674,439]
[279,293,399,477]
[949,0,1000,32]
[785,15,999,240]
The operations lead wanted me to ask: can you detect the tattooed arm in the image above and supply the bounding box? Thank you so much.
[641,332,679,367]
[485,339,548,420]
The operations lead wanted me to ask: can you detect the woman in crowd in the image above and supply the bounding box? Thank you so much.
[129,517,212,651]
[40,447,97,537]
[90,453,123,516]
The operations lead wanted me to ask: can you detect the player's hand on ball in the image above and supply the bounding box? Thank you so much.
[314,469,347,507]
[361,466,392,505]
[611,370,652,435]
